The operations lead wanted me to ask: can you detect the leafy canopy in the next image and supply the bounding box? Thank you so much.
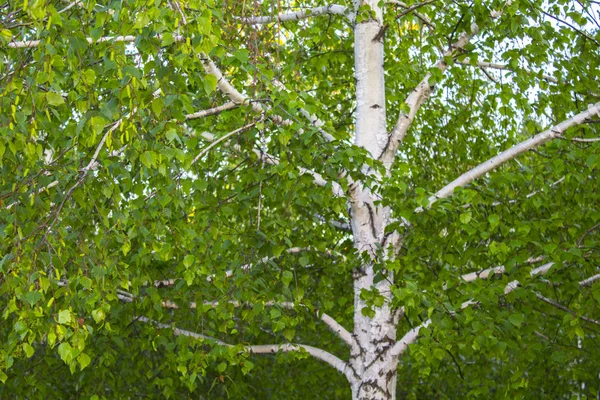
[1,0,600,398]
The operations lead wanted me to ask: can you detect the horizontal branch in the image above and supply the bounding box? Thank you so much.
[456,59,558,83]
[136,315,352,380]
[185,101,239,120]
[9,34,183,49]
[239,4,348,24]
[248,344,352,381]
[314,214,352,232]
[429,102,600,206]
[461,256,545,283]
[564,136,600,142]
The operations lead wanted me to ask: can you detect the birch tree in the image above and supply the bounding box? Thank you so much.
[1,0,600,398]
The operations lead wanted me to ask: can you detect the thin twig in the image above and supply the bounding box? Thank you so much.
[578,222,600,247]
[190,119,261,166]
[535,292,600,327]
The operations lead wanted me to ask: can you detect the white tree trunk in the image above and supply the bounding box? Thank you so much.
[350,2,400,399]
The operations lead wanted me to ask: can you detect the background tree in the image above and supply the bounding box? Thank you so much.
[1,0,600,398]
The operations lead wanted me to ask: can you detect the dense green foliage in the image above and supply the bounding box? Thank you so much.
[1,0,599,398]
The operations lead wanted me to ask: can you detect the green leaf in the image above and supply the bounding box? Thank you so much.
[282,271,293,287]
[57,342,72,363]
[122,241,131,256]
[46,92,64,106]
[140,151,156,168]
[183,254,195,268]
[460,212,472,225]
[58,310,71,324]
[508,314,523,327]
[22,343,35,358]
[203,74,217,95]
[24,291,42,306]
[92,309,105,323]
[78,353,91,370]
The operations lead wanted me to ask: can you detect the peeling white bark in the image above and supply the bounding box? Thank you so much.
[348,2,403,399]
[239,4,349,24]
[185,101,239,120]
[354,22,387,158]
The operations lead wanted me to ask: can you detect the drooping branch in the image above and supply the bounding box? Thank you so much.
[578,222,600,247]
[248,344,353,382]
[428,102,600,206]
[6,180,58,210]
[135,316,353,381]
[160,299,356,349]
[193,129,344,196]
[534,293,600,327]
[43,115,127,237]
[238,5,349,24]
[190,119,261,166]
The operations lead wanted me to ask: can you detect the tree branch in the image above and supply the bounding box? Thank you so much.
[194,129,344,197]
[391,319,431,357]
[135,316,353,381]
[564,136,600,142]
[318,311,356,349]
[190,119,261,166]
[238,5,349,24]
[534,292,600,327]
[580,274,600,287]
[391,299,476,357]
[185,101,240,120]
[461,256,545,283]
[314,214,352,232]
[160,298,356,349]
[428,102,600,206]
[386,0,435,29]
[43,115,126,237]
[248,344,352,381]
[382,25,479,166]
[456,60,558,83]
[9,34,183,49]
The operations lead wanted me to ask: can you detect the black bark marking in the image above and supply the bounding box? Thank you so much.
[364,202,378,238]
